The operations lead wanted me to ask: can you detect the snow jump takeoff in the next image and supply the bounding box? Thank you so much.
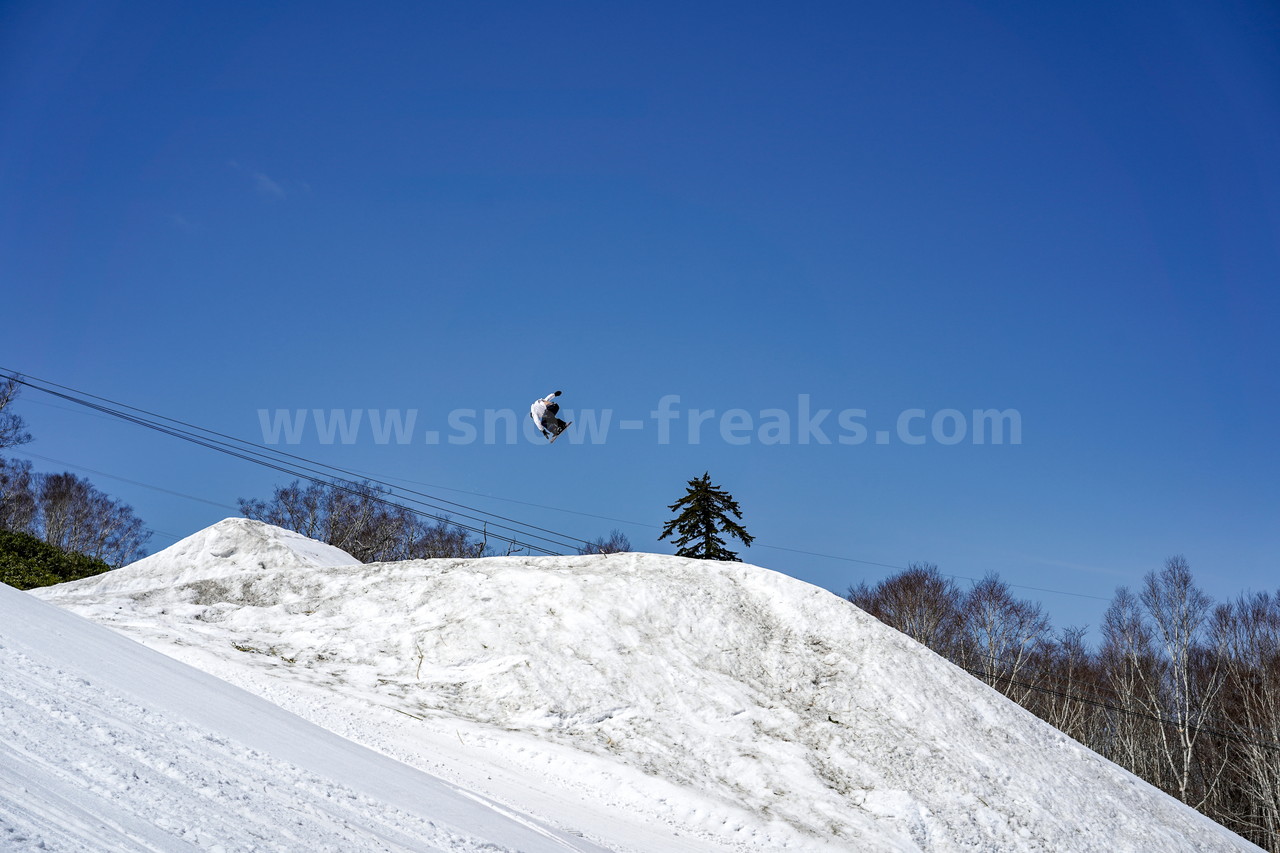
[530,390,572,444]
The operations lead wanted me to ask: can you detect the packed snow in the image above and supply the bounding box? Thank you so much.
[26,518,1261,852]
[0,579,608,852]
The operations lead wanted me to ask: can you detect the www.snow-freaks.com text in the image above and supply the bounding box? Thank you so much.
[256,395,1022,447]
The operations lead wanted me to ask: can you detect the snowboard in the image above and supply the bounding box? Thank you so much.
[548,422,572,444]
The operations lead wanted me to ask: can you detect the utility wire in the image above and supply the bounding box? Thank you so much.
[367,470,1115,602]
[9,449,239,512]
[941,644,1267,743]
[958,662,1280,753]
[2,368,1130,599]
[4,373,582,555]
[842,606,1280,747]
[9,371,1275,750]
[372,469,1115,602]
[8,372,593,553]
[772,542,1113,601]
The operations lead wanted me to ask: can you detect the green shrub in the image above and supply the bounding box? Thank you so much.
[0,529,112,590]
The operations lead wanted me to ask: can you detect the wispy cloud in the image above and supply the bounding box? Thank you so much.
[1016,552,1135,581]
[228,160,289,200]
[169,213,203,234]
[252,171,286,199]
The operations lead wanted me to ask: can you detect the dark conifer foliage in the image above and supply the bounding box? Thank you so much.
[0,528,111,590]
[659,472,753,561]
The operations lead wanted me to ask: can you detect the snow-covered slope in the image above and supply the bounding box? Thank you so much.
[71,516,358,595]
[0,581,608,852]
[35,519,1259,852]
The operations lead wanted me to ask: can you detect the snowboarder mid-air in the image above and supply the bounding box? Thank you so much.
[530,390,571,443]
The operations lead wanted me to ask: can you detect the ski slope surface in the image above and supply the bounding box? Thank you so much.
[31,518,1260,852]
[0,579,608,852]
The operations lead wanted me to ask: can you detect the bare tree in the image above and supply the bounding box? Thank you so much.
[578,529,632,555]
[848,562,963,655]
[848,558,1280,848]
[401,516,486,560]
[1212,591,1280,844]
[239,478,486,562]
[1099,585,1164,782]
[1,461,148,566]
[957,573,1052,704]
[1140,556,1228,808]
[1026,625,1100,743]
[0,375,33,450]
[0,456,37,532]
[1097,559,1229,808]
[36,472,150,566]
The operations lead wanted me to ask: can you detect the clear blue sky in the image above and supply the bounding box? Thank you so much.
[3,0,1277,634]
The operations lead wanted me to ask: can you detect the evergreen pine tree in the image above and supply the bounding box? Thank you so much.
[658,472,754,561]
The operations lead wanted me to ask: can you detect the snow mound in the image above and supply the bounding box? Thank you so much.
[65,517,358,594]
[36,521,1259,853]
[0,581,607,853]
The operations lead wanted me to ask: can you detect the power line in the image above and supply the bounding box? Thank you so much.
[769,542,1114,601]
[363,469,665,531]
[2,449,218,553]
[27,374,596,553]
[2,368,1124,601]
[9,449,239,512]
[930,641,1266,743]
[366,471,1115,603]
[4,372,590,556]
[369,471,1115,602]
[9,371,1275,751]
[840,606,1280,748]
[958,662,1280,753]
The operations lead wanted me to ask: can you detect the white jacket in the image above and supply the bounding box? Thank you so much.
[529,390,562,430]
